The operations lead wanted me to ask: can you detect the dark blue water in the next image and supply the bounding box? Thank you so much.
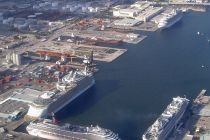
[58,10,210,140]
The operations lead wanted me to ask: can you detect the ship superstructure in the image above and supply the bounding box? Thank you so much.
[142,96,189,140]
[26,65,95,119]
[27,119,121,140]
[158,9,183,30]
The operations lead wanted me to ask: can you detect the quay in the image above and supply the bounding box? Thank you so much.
[170,89,210,140]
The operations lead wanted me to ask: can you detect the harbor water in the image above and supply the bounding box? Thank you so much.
[58,10,210,140]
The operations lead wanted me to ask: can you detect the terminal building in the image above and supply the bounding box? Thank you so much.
[135,6,164,22]
[113,8,140,18]
[130,2,150,10]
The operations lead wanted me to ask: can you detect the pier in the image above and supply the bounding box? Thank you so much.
[171,89,210,140]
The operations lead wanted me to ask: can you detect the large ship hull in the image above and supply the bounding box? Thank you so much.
[158,11,183,30]
[26,76,95,119]
[27,120,121,140]
[27,128,116,140]
[142,97,189,140]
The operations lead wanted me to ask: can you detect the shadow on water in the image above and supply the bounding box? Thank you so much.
[56,79,121,120]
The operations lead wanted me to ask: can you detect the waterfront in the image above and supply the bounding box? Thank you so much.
[59,10,210,140]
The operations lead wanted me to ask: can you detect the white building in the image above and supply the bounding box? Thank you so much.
[88,7,98,13]
[135,6,163,22]
[130,2,150,10]
[113,8,139,18]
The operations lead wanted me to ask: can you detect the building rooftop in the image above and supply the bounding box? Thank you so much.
[183,134,193,140]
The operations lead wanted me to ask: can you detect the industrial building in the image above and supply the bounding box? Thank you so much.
[113,8,140,18]
[135,6,164,22]
[130,2,150,11]
[113,18,142,27]
[6,52,22,66]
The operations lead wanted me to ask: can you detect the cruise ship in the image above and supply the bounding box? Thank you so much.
[26,65,95,119]
[158,10,183,30]
[27,119,121,140]
[142,96,189,140]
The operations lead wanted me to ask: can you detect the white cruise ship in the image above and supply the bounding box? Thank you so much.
[26,65,95,119]
[142,96,189,140]
[158,10,183,30]
[27,119,121,140]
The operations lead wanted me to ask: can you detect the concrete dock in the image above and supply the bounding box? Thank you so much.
[170,89,210,140]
